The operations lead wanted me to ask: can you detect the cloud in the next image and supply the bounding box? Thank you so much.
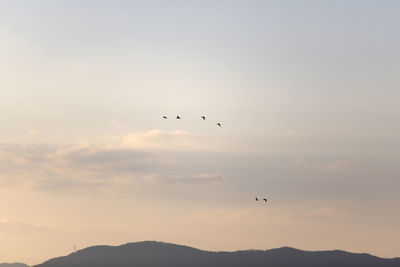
[50,145,157,174]
[0,143,162,193]
[25,129,40,136]
[0,130,226,193]
[288,157,354,177]
[0,219,55,235]
[121,129,206,150]
[142,173,224,186]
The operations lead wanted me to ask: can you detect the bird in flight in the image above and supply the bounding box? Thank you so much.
[176,115,181,119]
[217,123,221,127]
[163,116,167,119]
[255,197,259,201]
[263,198,267,202]
[201,116,206,120]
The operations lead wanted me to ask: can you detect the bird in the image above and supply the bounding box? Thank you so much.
[217,123,221,127]
[201,116,206,120]
[263,198,267,202]
[163,116,167,119]
[176,115,181,119]
[255,197,259,201]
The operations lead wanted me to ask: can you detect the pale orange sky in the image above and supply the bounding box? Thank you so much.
[1,0,399,265]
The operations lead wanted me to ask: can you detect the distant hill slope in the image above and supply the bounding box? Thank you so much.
[34,241,400,267]
[0,263,29,267]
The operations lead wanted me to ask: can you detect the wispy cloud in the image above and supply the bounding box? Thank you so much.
[0,143,160,193]
[50,145,157,174]
[0,219,55,235]
[0,131,226,193]
[142,173,224,186]
[121,129,214,151]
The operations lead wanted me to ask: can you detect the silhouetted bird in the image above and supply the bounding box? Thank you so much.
[263,198,267,202]
[163,116,167,119]
[255,197,259,201]
[176,116,181,119]
[201,116,206,120]
[217,123,221,127]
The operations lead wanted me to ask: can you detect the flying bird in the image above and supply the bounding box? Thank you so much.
[176,115,181,119]
[263,198,267,202]
[163,116,167,119]
[255,197,259,201]
[201,116,206,120]
[217,123,221,127]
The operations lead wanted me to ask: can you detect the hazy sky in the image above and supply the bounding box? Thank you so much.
[1,0,399,265]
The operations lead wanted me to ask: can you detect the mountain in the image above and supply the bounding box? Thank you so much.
[0,263,29,267]
[34,241,400,267]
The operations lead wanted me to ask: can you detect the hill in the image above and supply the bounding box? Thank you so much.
[0,263,29,267]
[34,241,400,267]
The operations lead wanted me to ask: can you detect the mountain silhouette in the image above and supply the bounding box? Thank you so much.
[33,241,400,267]
[0,263,29,267]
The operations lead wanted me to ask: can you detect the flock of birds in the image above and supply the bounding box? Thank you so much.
[163,115,222,127]
[162,114,269,205]
[255,197,268,203]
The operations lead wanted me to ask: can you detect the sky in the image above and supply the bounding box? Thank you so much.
[0,0,399,265]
